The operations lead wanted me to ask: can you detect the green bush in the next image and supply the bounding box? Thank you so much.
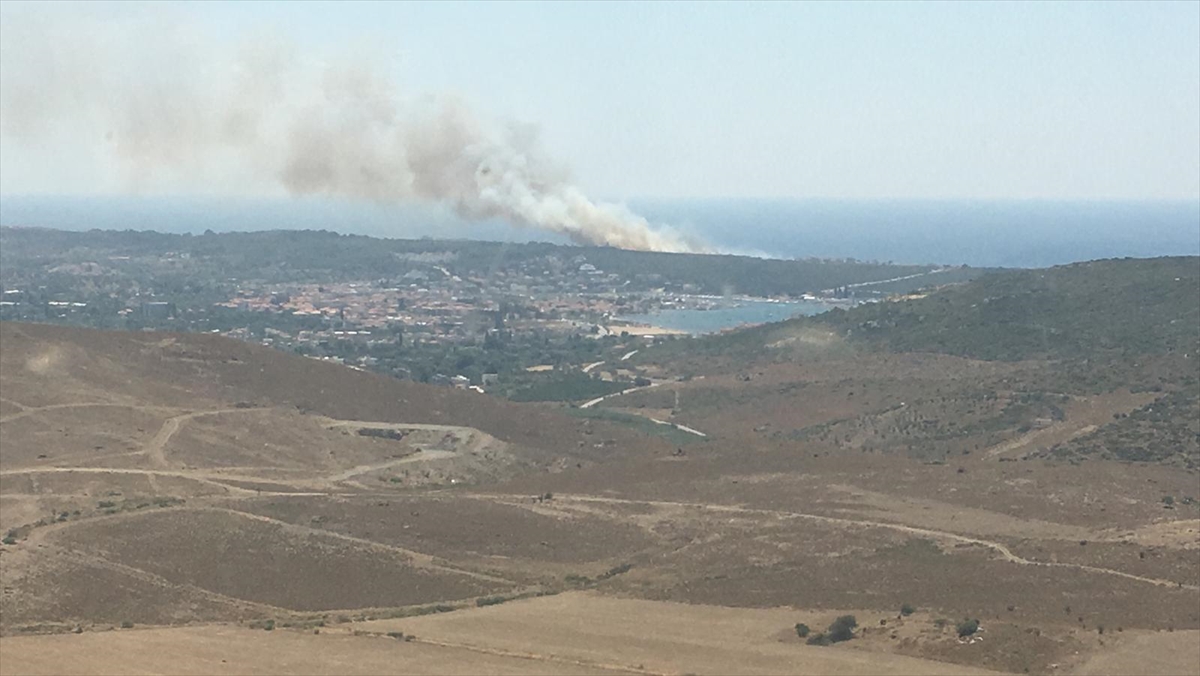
[794,623,810,638]
[900,603,916,616]
[120,621,134,629]
[957,619,980,637]
[805,632,830,646]
[827,615,858,643]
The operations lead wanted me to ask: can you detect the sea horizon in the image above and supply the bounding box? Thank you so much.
[1,194,1196,269]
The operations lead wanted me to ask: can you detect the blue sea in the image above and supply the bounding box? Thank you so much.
[1,195,1196,268]
[617,299,837,335]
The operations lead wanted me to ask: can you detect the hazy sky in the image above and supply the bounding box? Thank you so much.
[2,0,1198,201]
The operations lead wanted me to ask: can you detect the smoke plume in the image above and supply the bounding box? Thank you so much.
[0,9,699,253]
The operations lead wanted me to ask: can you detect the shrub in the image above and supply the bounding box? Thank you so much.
[805,632,830,646]
[97,501,116,509]
[827,615,858,643]
[120,621,134,629]
[1,536,15,546]
[957,619,980,637]
[476,596,508,607]
[933,618,949,628]
[599,563,633,580]
[900,603,915,616]
[263,619,275,631]
[794,623,810,638]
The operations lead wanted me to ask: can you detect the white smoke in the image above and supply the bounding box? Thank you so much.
[0,8,701,253]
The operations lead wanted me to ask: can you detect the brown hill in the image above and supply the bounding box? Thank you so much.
[0,321,659,457]
[2,320,1198,676]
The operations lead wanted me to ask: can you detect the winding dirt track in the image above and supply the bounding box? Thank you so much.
[2,408,485,493]
[481,493,1199,591]
[144,408,278,469]
[0,402,181,425]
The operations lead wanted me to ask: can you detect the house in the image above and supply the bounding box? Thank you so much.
[450,375,471,389]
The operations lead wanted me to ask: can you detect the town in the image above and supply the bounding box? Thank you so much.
[0,227,972,399]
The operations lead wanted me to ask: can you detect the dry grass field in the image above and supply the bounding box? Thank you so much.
[0,624,616,675]
[2,322,1197,675]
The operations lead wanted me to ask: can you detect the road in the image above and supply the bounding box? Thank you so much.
[482,492,1199,592]
[822,267,951,293]
[0,402,181,425]
[326,449,456,483]
[579,382,660,409]
[144,408,276,468]
[647,417,707,438]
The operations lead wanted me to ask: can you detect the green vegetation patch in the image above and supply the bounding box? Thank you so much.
[507,373,629,403]
[1045,389,1200,468]
[566,407,705,445]
[649,257,1199,364]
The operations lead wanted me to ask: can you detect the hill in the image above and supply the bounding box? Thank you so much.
[630,257,1199,468]
[0,321,657,457]
[1,318,1199,675]
[647,257,1199,363]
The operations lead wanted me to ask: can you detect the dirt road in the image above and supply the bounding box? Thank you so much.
[983,391,1157,460]
[326,450,456,483]
[580,382,660,409]
[483,492,1199,591]
[144,408,277,468]
[0,402,180,425]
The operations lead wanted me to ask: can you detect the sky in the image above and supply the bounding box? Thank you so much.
[1,0,1198,202]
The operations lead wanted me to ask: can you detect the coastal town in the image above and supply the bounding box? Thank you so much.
[0,228,969,398]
